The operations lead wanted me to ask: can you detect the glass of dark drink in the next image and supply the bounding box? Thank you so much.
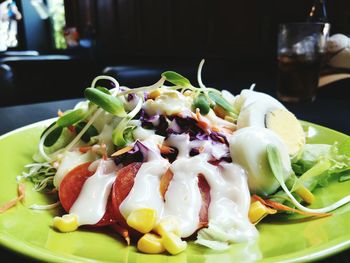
[277,23,330,102]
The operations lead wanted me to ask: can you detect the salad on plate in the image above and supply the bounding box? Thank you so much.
[2,60,350,256]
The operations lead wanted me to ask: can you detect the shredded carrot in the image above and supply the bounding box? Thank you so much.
[79,146,92,153]
[0,184,25,213]
[264,199,331,217]
[160,169,174,199]
[252,195,330,218]
[101,143,108,160]
[111,224,130,245]
[57,109,64,117]
[193,108,210,131]
[111,146,133,157]
[211,126,220,132]
[158,144,175,154]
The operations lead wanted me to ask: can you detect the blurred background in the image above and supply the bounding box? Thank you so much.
[0,0,349,106]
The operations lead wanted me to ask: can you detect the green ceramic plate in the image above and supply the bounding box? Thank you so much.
[0,120,349,263]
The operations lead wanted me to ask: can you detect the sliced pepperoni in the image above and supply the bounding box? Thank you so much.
[59,162,117,227]
[198,174,211,228]
[111,162,142,227]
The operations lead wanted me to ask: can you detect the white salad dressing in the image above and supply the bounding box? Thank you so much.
[69,159,117,225]
[119,159,169,220]
[164,155,204,237]
[204,162,258,242]
[204,110,236,131]
[54,150,95,188]
[133,126,165,161]
[165,134,229,160]
[165,133,190,158]
[143,90,192,116]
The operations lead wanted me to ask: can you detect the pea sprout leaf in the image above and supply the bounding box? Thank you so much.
[57,109,86,127]
[161,71,191,87]
[44,126,63,147]
[84,87,126,117]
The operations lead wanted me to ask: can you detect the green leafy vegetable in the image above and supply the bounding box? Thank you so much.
[268,144,350,214]
[75,122,99,143]
[267,144,284,183]
[292,142,350,189]
[84,87,126,117]
[161,71,191,87]
[57,109,86,127]
[193,93,210,115]
[18,162,56,192]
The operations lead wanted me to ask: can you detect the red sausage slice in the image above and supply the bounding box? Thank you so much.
[111,162,142,227]
[59,162,117,227]
[198,174,211,228]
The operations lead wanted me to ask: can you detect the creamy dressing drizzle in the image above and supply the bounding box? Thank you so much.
[69,159,117,225]
[119,133,256,240]
[164,155,203,237]
[119,159,169,219]
[205,162,258,242]
[65,108,256,241]
[54,150,95,188]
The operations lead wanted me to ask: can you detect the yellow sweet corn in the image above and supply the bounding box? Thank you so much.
[153,217,181,237]
[148,89,161,100]
[248,200,276,224]
[126,208,157,233]
[162,232,187,255]
[53,214,79,233]
[137,233,165,254]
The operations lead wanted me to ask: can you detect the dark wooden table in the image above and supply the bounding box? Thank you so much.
[0,94,349,262]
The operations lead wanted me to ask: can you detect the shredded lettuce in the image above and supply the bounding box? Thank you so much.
[267,144,350,214]
[292,139,350,190]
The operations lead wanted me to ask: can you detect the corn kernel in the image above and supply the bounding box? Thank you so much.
[137,233,165,254]
[153,217,181,237]
[248,201,276,224]
[53,214,79,233]
[127,208,157,233]
[162,232,187,255]
[148,89,161,100]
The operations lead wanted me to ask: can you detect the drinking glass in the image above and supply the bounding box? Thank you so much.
[277,22,330,102]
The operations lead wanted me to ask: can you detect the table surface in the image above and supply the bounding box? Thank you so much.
[0,94,349,262]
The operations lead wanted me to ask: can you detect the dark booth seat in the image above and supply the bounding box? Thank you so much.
[0,55,103,107]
